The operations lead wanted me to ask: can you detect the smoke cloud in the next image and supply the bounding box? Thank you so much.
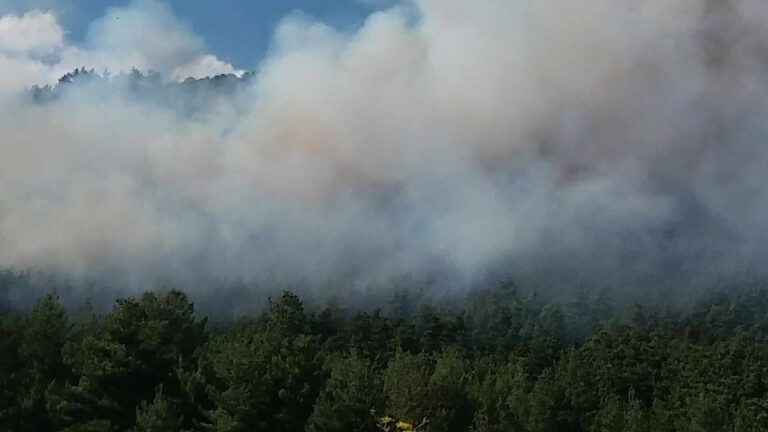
[1,0,767,305]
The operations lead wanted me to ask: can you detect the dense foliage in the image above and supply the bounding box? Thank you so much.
[2,280,768,431]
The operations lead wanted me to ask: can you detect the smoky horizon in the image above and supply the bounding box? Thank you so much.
[1,0,767,309]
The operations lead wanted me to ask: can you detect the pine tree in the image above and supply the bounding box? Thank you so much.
[132,386,180,432]
[19,291,70,431]
[307,354,383,432]
[383,351,432,428]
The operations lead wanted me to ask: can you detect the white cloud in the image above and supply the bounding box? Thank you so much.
[0,10,62,55]
[86,0,204,76]
[172,54,244,80]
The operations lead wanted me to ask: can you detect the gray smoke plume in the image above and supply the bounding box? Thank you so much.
[1,0,767,307]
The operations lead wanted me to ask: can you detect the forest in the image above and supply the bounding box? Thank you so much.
[4,0,768,430]
[2,272,768,432]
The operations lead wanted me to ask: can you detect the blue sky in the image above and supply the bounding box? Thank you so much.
[47,0,386,69]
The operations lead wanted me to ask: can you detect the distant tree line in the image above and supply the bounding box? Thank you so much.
[29,68,255,115]
[2,277,768,431]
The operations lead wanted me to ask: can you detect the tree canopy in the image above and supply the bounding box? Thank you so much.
[2,282,768,431]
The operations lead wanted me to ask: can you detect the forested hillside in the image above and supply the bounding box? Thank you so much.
[4,0,768,430]
[2,279,768,431]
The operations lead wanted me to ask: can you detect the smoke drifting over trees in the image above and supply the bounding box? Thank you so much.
[1,0,768,306]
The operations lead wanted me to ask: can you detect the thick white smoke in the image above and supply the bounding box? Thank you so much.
[1,0,767,303]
